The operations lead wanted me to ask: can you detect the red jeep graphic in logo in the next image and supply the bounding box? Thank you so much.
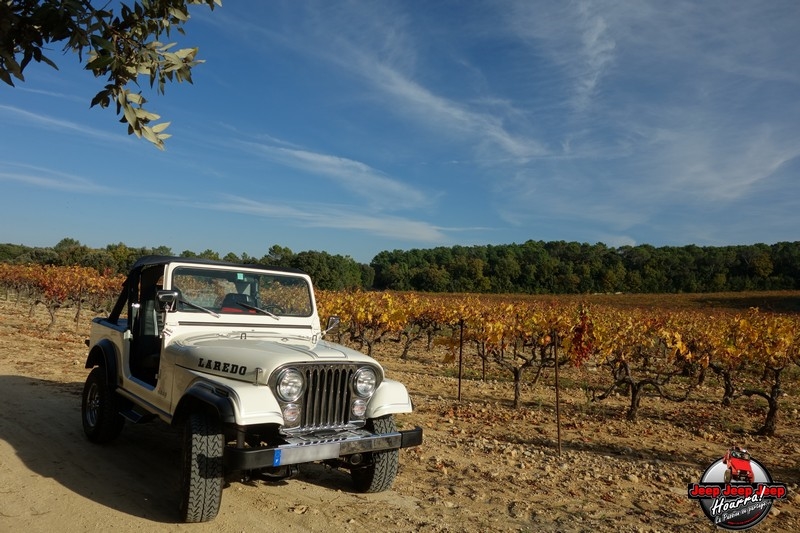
[688,446,787,530]
[723,446,755,484]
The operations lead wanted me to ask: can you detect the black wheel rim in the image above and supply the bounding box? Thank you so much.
[85,383,100,428]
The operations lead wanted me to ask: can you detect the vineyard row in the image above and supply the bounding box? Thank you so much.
[2,263,798,436]
[317,291,799,436]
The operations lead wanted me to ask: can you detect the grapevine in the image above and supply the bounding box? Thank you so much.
[4,264,798,435]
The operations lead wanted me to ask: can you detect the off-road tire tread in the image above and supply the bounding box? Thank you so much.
[180,413,224,523]
[351,415,400,493]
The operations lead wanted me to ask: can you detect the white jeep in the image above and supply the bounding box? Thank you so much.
[81,256,422,522]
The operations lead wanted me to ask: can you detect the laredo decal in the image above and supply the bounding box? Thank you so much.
[197,357,247,376]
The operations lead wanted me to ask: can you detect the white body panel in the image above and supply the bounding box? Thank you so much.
[88,258,414,427]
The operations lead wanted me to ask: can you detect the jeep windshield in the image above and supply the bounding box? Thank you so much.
[730,449,751,461]
[170,266,313,318]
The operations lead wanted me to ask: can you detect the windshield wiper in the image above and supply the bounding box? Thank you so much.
[236,302,280,320]
[179,298,220,318]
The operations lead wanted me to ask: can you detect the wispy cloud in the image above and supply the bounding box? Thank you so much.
[495,163,648,231]
[617,1,800,86]
[572,2,616,111]
[0,162,195,203]
[238,141,432,210]
[504,1,618,114]
[204,195,448,242]
[492,0,800,231]
[363,62,548,160]
[0,163,117,194]
[0,105,120,142]
[17,87,85,103]
[229,5,549,162]
[648,123,800,202]
[91,2,800,253]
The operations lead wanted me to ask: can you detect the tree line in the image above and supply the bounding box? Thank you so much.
[371,241,800,294]
[1,238,798,294]
[0,239,372,292]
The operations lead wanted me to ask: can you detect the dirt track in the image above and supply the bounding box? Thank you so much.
[1,299,798,532]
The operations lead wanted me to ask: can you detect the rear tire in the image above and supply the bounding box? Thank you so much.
[179,413,224,523]
[81,366,125,444]
[351,415,399,493]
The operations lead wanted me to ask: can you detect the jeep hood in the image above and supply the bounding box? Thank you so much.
[165,332,378,383]
[727,457,752,474]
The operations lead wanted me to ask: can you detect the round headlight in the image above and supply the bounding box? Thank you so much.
[277,368,305,402]
[354,367,377,397]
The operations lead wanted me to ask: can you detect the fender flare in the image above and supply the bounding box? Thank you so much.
[84,339,119,387]
[367,379,413,419]
[173,382,236,426]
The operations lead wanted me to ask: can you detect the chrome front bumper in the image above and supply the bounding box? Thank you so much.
[224,427,423,471]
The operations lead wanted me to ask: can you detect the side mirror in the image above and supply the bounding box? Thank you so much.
[322,316,340,337]
[156,289,180,312]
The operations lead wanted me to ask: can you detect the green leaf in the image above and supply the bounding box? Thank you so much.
[0,69,14,87]
[90,35,115,53]
[174,47,197,60]
[141,125,157,143]
[126,92,144,105]
[0,50,23,79]
[90,90,111,108]
[134,108,160,121]
[141,125,166,150]
[169,7,189,21]
[2,0,220,149]
[121,102,139,130]
[86,54,115,71]
[151,121,171,133]
[40,54,59,70]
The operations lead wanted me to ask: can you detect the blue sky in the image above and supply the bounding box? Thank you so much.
[1,1,798,264]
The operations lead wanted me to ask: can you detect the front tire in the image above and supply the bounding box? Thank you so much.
[179,413,224,523]
[81,366,125,444]
[351,415,400,493]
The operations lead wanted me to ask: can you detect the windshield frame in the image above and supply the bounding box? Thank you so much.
[168,264,315,319]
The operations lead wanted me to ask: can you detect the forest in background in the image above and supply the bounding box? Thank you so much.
[1,238,798,294]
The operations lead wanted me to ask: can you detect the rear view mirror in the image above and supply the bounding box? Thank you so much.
[157,289,180,312]
[322,316,340,337]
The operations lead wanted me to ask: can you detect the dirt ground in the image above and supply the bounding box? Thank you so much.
[0,299,798,532]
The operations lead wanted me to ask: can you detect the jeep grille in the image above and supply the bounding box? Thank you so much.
[300,365,355,430]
